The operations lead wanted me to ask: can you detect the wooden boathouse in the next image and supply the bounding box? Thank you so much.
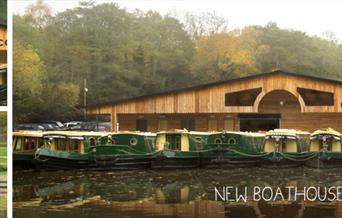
[86,70,342,133]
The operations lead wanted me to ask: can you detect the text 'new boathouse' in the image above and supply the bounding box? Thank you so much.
[86,70,342,133]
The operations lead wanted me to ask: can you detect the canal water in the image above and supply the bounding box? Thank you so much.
[13,168,342,218]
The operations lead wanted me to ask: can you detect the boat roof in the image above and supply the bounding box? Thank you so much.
[0,65,6,73]
[311,128,342,137]
[43,131,107,137]
[211,131,265,137]
[108,131,156,137]
[266,129,310,137]
[157,129,211,135]
[13,131,44,137]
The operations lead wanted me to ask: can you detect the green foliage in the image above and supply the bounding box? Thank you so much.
[0,0,6,26]
[13,39,44,122]
[13,1,342,122]
[0,112,5,143]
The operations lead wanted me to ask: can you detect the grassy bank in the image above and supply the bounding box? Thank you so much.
[0,144,6,173]
[0,143,6,213]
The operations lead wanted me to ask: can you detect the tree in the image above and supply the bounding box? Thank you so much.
[24,0,52,29]
[13,39,44,122]
[191,32,258,83]
[182,11,229,40]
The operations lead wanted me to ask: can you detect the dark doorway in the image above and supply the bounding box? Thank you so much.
[136,119,147,132]
[181,119,195,131]
[239,114,280,132]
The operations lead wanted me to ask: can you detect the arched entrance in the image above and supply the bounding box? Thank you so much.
[258,90,301,113]
[240,90,302,132]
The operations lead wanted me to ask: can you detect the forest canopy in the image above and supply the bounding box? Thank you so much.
[0,0,6,26]
[14,0,342,122]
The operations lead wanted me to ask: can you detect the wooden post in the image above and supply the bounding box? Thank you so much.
[111,106,117,132]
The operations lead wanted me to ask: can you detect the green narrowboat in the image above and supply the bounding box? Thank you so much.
[13,131,44,168]
[200,131,265,167]
[260,129,312,168]
[151,129,210,169]
[306,128,342,169]
[33,131,106,170]
[90,132,157,170]
[0,66,6,104]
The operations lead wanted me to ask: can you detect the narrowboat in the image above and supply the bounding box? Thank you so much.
[90,132,157,170]
[0,66,6,104]
[13,131,44,168]
[33,131,106,170]
[151,129,210,169]
[306,128,342,168]
[260,129,312,168]
[200,131,265,167]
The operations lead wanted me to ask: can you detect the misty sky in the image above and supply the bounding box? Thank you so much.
[12,0,342,42]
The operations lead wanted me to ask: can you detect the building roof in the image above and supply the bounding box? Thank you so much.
[87,70,342,108]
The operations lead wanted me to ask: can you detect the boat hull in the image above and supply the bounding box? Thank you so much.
[305,152,342,169]
[13,153,35,169]
[260,152,313,168]
[201,151,259,168]
[91,154,155,170]
[33,149,89,170]
[151,150,200,169]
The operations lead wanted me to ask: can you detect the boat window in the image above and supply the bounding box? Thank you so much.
[166,134,181,150]
[14,137,23,151]
[264,140,276,152]
[166,135,172,149]
[47,138,53,148]
[195,137,203,142]
[130,137,138,146]
[30,139,36,150]
[56,139,67,151]
[69,139,79,152]
[228,138,236,145]
[89,137,96,147]
[175,136,181,150]
[38,139,44,148]
[24,137,30,151]
[215,138,223,144]
[331,138,341,152]
[283,140,297,153]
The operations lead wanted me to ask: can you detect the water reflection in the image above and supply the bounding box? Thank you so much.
[13,168,342,218]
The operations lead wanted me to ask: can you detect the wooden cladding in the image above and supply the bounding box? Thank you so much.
[258,90,301,113]
[88,73,342,116]
[0,28,6,51]
[297,88,334,106]
[225,87,262,106]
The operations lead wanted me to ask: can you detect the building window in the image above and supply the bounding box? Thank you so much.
[136,119,147,132]
[158,119,168,131]
[297,88,334,106]
[208,119,217,131]
[181,119,195,131]
[224,119,234,131]
[225,88,262,106]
